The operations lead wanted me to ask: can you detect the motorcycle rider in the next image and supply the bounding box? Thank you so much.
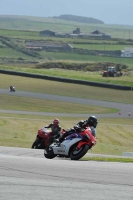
[10,85,13,91]
[9,85,15,92]
[77,115,98,137]
[58,116,98,143]
[44,118,62,143]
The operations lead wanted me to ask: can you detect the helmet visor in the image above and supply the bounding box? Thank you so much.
[93,121,98,128]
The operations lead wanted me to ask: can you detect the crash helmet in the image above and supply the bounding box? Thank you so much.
[87,116,98,128]
[53,118,59,127]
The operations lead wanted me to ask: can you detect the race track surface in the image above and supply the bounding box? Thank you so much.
[0,146,133,200]
[0,89,132,118]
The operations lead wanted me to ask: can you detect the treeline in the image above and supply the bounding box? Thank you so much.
[53,14,104,24]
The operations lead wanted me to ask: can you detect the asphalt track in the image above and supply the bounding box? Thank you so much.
[0,89,133,118]
[0,146,133,200]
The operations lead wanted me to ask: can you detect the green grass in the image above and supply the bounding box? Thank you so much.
[1,73,133,103]
[0,74,133,158]
[0,25,133,68]
[73,44,133,51]
[0,16,133,39]
[0,47,31,59]
[0,29,38,37]
[38,52,133,67]
[1,50,133,67]
[1,65,133,87]
[0,94,117,114]
[0,114,133,157]
[81,157,133,162]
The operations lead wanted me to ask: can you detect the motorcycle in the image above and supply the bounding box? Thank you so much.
[44,127,97,160]
[9,86,15,92]
[31,127,65,149]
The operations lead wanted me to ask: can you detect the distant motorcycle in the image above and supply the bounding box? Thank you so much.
[9,86,15,92]
[31,127,65,149]
[44,128,97,160]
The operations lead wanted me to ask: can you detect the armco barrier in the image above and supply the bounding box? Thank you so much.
[0,69,132,91]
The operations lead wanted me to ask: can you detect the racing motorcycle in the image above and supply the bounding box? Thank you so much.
[31,127,65,149]
[44,127,97,160]
[9,86,15,92]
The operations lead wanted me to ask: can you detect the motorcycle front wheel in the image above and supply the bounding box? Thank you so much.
[70,144,89,160]
[44,147,56,159]
[31,139,38,149]
[31,138,43,149]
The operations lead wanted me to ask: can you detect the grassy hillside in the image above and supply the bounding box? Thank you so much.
[0,30,133,69]
[53,14,104,24]
[0,16,133,87]
[0,15,133,39]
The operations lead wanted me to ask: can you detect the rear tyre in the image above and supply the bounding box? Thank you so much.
[70,144,90,160]
[44,147,56,159]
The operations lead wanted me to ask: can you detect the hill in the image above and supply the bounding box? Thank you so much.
[53,14,104,24]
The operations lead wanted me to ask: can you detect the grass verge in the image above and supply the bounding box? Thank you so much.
[0,114,133,157]
[1,73,133,104]
[1,65,133,87]
[81,157,133,162]
[0,94,118,114]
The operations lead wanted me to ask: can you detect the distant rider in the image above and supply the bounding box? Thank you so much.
[9,85,15,92]
[10,85,13,91]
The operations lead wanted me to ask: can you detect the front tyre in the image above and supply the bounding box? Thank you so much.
[31,138,43,149]
[44,147,56,159]
[70,144,90,160]
[31,138,39,149]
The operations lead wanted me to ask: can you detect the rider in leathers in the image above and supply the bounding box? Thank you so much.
[76,116,98,137]
[58,116,98,143]
[45,118,61,143]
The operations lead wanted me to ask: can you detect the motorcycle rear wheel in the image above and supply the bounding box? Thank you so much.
[70,144,89,160]
[44,147,56,159]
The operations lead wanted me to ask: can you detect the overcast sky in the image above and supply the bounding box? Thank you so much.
[0,0,133,25]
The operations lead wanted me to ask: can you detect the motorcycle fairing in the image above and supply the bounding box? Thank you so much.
[50,137,82,155]
[77,141,91,149]
[38,129,52,138]
[65,133,83,140]
[67,132,92,149]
